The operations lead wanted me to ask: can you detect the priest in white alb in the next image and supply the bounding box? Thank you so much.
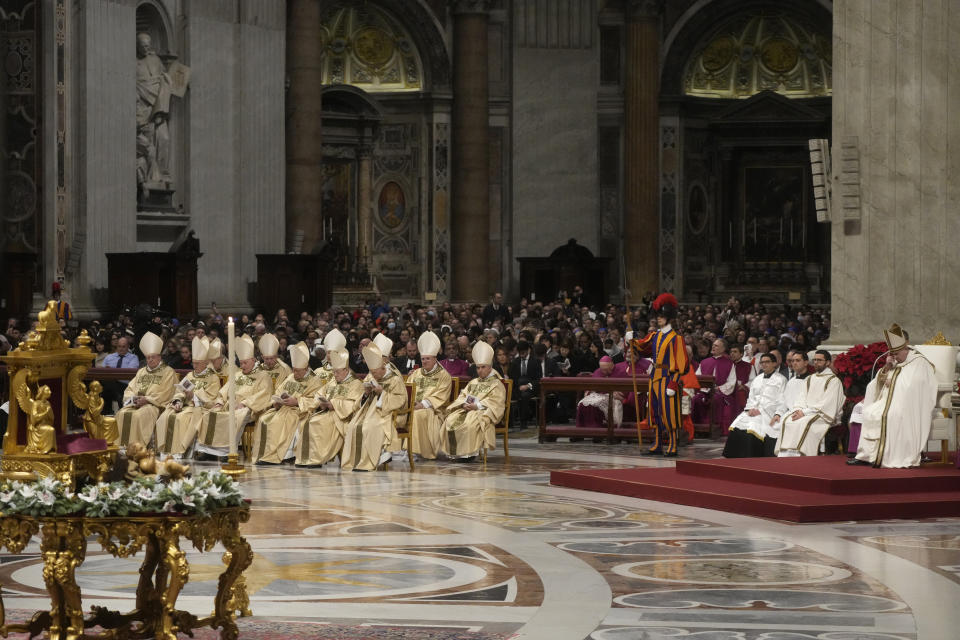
[116,331,178,447]
[341,343,408,471]
[252,342,324,464]
[440,341,506,461]
[295,348,364,467]
[777,349,845,457]
[849,324,937,468]
[407,330,453,460]
[155,336,221,457]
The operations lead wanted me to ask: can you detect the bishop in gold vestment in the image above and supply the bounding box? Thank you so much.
[259,333,292,391]
[252,342,325,464]
[116,332,177,447]
[441,341,505,460]
[341,343,408,471]
[407,331,453,460]
[195,335,273,458]
[155,336,221,456]
[296,348,364,466]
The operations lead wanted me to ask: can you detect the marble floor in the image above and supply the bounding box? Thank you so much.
[3,434,960,639]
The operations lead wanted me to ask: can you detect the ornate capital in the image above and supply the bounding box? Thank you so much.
[627,0,662,21]
[357,143,374,159]
[450,0,491,16]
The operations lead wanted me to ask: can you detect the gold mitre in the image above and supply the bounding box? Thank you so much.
[328,348,349,370]
[259,333,280,357]
[362,343,384,371]
[883,323,908,351]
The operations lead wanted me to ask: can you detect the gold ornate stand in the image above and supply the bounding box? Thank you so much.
[0,505,251,640]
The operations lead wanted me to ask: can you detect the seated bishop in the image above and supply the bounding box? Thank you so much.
[407,331,453,460]
[777,350,845,457]
[314,328,347,386]
[850,324,937,468]
[195,334,273,459]
[252,342,324,464]
[295,348,364,467]
[440,341,506,461]
[341,343,409,471]
[722,353,786,458]
[116,331,178,447]
[207,338,229,387]
[155,336,221,457]
[259,333,292,391]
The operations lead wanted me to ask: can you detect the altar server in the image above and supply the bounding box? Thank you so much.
[722,353,786,458]
[777,350,845,457]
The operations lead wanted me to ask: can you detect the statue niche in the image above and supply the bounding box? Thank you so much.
[136,19,189,212]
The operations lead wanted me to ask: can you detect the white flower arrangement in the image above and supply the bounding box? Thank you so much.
[0,471,243,518]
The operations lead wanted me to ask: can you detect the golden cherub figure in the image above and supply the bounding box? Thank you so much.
[17,381,57,454]
[82,380,106,436]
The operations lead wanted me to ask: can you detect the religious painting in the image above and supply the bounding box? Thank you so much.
[741,165,807,261]
[378,181,406,230]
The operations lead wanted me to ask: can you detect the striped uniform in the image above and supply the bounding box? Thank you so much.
[633,327,688,455]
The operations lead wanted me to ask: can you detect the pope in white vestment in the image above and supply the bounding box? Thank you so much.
[852,324,937,468]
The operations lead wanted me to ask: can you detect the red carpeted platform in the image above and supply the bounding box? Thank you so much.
[550,456,960,522]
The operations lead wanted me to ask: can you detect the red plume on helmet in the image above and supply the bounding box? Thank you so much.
[652,293,679,319]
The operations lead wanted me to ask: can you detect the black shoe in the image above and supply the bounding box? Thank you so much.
[295,463,322,469]
[453,455,477,463]
[255,460,279,466]
[642,449,662,456]
[663,452,678,458]
[282,457,295,465]
[846,458,870,466]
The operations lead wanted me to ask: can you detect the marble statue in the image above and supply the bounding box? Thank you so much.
[136,32,174,201]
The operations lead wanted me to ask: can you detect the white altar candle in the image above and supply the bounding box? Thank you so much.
[227,317,237,456]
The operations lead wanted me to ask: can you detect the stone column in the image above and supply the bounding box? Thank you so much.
[623,1,661,298]
[286,0,324,253]
[357,144,373,266]
[450,0,490,302]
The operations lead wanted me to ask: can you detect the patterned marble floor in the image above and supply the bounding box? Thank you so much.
[3,436,960,639]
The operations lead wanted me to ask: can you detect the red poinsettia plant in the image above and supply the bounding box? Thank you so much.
[832,341,888,408]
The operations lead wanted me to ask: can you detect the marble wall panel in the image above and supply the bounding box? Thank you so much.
[831,0,960,344]
[512,48,599,270]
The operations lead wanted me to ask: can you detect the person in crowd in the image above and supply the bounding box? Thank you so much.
[482,292,512,327]
[441,339,470,378]
[252,342,324,465]
[723,353,786,458]
[195,335,273,461]
[692,338,739,435]
[51,282,72,322]
[155,336,220,457]
[777,349,845,457]
[508,340,541,429]
[407,331,453,460]
[575,356,624,431]
[394,340,421,375]
[259,333,292,391]
[115,332,177,447]
[295,348,364,467]
[440,341,506,461]
[849,325,937,468]
[341,343,408,471]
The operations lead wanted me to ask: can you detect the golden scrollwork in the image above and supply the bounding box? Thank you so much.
[0,506,252,640]
[924,332,953,346]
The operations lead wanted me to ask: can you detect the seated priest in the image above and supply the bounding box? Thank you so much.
[440,341,506,461]
[777,349,845,457]
[849,324,937,468]
[575,356,624,429]
[722,353,786,458]
[155,336,221,457]
[407,331,454,460]
[314,327,347,385]
[208,338,228,387]
[730,343,755,417]
[115,331,178,447]
[295,348,364,467]
[692,339,739,436]
[341,343,408,471]
[259,333,292,391]
[252,342,324,465]
[195,335,273,460]
[764,349,811,456]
